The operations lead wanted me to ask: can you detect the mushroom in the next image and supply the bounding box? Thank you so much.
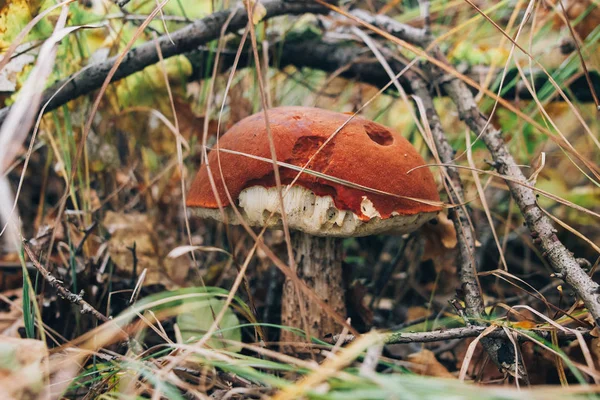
[186,106,441,341]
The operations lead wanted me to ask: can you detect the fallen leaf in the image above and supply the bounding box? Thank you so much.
[407,349,455,378]
[0,0,43,48]
[176,298,242,352]
[453,338,504,382]
[0,335,48,399]
[511,320,538,330]
[423,213,457,251]
[0,289,24,337]
[102,211,188,288]
[559,0,600,39]
[422,212,458,275]
[173,96,221,141]
[228,83,253,126]
[406,306,430,322]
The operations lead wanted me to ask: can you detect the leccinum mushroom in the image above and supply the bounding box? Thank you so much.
[187,106,441,341]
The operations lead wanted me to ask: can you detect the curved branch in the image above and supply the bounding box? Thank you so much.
[355,9,600,328]
[2,36,597,131]
[0,0,330,126]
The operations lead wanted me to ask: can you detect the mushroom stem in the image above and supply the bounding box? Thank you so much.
[280,231,346,343]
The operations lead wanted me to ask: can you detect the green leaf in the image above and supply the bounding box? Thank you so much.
[176,298,242,352]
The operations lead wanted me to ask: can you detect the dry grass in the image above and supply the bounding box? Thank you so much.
[0,0,599,398]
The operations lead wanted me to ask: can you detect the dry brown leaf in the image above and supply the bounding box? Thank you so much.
[453,338,504,382]
[407,349,455,378]
[102,211,188,288]
[406,306,430,322]
[422,212,457,253]
[421,213,458,277]
[562,335,600,380]
[347,282,373,326]
[591,338,600,369]
[511,320,538,329]
[228,83,253,126]
[0,289,24,337]
[247,0,267,24]
[0,335,48,400]
[0,253,22,291]
[519,341,556,385]
[84,189,101,211]
[173,96,220,141]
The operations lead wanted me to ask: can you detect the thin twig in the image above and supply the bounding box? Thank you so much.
[126,242,138,281]
[74,221,98,255]
[23,241,110,323]
[330,325,591,345]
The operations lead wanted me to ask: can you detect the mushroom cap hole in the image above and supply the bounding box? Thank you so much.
[363,121,394,146]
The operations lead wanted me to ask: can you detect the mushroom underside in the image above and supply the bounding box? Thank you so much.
[189,185,438,237]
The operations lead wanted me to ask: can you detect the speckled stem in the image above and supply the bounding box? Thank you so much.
[280,232,346,344]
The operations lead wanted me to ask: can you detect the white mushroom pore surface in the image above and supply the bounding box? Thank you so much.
[191,185,438,237]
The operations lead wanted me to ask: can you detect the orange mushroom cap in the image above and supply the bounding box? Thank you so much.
[187,106,441,236]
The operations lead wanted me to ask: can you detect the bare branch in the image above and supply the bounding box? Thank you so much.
[406,69,526,379]
[445,77,600,326]
[331,325,591,345]
[22,241,110,323]
[388,325,591,344]
[359,10,600,328]
[2,37,597,132]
